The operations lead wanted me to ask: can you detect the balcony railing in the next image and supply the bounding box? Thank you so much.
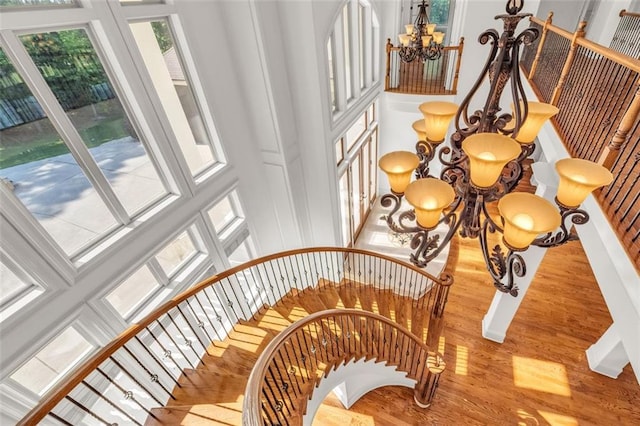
[17,247,452,425]
[520,13,640,270]
[243,308,444,426]
[384,38,464,95]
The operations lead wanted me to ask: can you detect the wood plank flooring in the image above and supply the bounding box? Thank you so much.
[150,163,639,425]
[313,163,640,425]
[314,234,640,425]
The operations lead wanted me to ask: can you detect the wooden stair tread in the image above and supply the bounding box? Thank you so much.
[149,283,432,425]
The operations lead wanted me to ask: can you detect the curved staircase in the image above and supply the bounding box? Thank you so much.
[147,281,448,425]
[18,248,451,426]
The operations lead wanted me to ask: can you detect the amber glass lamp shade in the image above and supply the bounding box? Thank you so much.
[498,193,561,249]
[419,101,458,143]
[379,151,419,194]
[555,158,613,208]
[432,32,445,44]
[404,178,455,229]
[426,23,437,35]
[512,101,559,144]
[412,119,427,141]
[398,34,411,47]
[462,133,521,188]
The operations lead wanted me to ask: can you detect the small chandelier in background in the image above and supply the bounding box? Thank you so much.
[379,0,614,296]
[398,0,445,62]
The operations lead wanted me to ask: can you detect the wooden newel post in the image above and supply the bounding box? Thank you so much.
[550,20,587,106]
[598,83,640,169]
[385,38,392,91]
[413,352,445,408]
[529,11,553,79]
[452,37,465,94]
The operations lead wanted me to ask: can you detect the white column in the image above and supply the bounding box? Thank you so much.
[586,323,630,378]
[482,162,556,343]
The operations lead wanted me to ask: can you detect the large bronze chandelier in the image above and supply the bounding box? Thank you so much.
[398,0,445,62]
[379,0,613,296]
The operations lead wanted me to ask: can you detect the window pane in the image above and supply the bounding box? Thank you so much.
[335,138,343,165]
[10,327,93,395]
[0,0,77,8]
[228,237,255,267]
[345,112,366,151]
[208,192,242,235]
[358,4,364,89]
[350,153,361,232]
[327,38,336,112]
[129,20,218,176]
[369,127,378,199]
[339,171,351,246]
[20,29,167,217]
[106,265,160,318]
[0,260,30,306]
[342,6,352,100]
[155,230,197,276]
[0,48,119,255]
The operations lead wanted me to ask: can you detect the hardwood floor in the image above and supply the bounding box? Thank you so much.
[312,232,640,425]
[149,163,640,425]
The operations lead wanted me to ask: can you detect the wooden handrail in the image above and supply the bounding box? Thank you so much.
[528,12,553,79]
[19,247,450,425]
[242,308,444,425]
[530,15,640,73]
[385,38,465,94]
[620,9,640,18]
[550,20,587,105]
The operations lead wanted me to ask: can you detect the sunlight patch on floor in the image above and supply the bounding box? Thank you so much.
[438,335,446,355]
[538,410,579,426]
[455,344,468,375]
[312,391,376,426]
[512,356,571,396]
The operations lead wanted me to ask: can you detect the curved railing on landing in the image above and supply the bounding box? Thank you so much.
[243,308,445,426]
[18,247,452,426]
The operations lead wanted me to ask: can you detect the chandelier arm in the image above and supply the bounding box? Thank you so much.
[453,29,500,134]
[510,28,540,139]
[415,140,436,179]
[397,209,423,233]
[499,159,524,194]
[480,196,504,234]
[531,207,589,247]
[479,217,523,297]
[399,46,419,63]
[478,34,512,133]
[409,211,462,268]
[437,146,468,168]
[380,193,416,234]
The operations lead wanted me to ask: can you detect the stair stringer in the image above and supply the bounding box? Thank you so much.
[302,358,416,426]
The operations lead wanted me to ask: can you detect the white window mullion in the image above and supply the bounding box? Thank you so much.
[0,30,130,225]
[101,0,194,197]
[333,20,347,112]
[348,0,361,99]
[195,213,228,273]
[363,4,373,88]
[146,258,169,287]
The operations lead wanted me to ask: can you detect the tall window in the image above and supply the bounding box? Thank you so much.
[0,1,253,419]
[326,0,379,117]
[336,98,378,246]
[408,0,454,43]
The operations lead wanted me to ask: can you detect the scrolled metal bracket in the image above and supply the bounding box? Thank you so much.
[532,201,589,248]
[479,209,525,297]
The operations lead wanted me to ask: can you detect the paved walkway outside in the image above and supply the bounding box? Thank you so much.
[1,137,165,256]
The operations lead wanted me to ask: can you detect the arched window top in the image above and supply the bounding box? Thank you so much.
[326,0,380,120]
